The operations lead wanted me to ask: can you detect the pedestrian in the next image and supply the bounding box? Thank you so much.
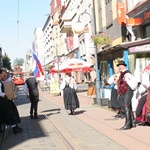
[0,68,23,134]
[136,64,150,124]
[117,60,138,130]
[101,75,108,86]
[108,66,124,119]
[60,72,79,115]
[24,72,39,119]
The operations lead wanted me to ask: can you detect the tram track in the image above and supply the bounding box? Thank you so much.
[44,114,76,150]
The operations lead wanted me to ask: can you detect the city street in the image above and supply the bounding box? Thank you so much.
[1,85,150,150]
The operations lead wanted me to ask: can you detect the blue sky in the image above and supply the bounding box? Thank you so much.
[0,0,51,62]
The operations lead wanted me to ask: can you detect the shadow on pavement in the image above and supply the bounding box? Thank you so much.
[4,116,47,149]
[3,85,61,150]
[40,108,61,113]
[74,110,86,115]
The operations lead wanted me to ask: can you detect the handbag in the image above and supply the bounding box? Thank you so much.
[3,81,17,100]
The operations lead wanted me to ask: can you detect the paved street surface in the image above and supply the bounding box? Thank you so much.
[1,85,150,150]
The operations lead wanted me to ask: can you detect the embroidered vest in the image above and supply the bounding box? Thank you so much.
[117,70,130,95]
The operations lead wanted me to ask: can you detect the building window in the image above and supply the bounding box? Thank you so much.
[146,26,150,37]
[105,0,113,29]
[98,0,102,30]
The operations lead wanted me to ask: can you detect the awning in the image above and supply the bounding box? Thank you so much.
[120,37,150,49]
[126,18,143,26]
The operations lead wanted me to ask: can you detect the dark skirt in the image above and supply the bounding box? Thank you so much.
[0,97,20,125]
[110,87,121,109]
[136,94,148,123]
[63,86,80,110]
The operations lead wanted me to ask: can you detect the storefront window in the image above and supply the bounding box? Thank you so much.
[146,26,150,37]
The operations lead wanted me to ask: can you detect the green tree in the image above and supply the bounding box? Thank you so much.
[13,58,24,66]
[3,55,12,70]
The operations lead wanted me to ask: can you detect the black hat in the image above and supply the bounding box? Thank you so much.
[117,60,127,66]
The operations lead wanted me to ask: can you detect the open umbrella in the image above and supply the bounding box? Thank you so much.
[143,65,150,74]
[50,58,93,73]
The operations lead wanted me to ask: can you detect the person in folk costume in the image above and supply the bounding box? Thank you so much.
[0,68,23,134]
[136,64,150,124]
[61,72,79,115]
[24,72,39,119]
[108,66,125,119]
[116,60,138,130]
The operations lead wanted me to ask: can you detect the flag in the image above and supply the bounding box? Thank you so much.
[33,53,44,78]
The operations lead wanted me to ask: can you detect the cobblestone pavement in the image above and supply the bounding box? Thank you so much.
[1,86,150,150]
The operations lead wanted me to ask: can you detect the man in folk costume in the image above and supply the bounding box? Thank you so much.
[108,67,125,119]
[117,60,138,130]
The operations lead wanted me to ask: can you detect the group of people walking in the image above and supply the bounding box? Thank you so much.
[109,60,150,130]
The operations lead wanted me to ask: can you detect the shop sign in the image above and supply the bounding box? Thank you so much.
[132,7,150,24]
[116,2,125,25]
[129,44,150,53]
[66,36,74,51]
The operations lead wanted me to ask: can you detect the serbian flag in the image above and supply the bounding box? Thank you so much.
[33,53,44,78]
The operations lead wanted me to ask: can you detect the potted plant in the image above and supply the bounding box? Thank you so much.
[91,33,112,46]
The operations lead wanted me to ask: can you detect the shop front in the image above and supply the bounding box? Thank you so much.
[122,38,150,82]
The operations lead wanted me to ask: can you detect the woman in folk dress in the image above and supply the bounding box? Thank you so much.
[61,72,79,115]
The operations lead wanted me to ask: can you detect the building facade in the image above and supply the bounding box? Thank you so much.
[25,0,150,84]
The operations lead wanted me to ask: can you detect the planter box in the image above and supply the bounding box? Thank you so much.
[107,101,111,108]
[93,98,109,106]
[101,98,109,106]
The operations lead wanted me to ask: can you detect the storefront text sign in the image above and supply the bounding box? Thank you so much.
[129,44,150,53]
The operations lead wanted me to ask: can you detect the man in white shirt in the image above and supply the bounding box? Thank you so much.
[117,60,138,130]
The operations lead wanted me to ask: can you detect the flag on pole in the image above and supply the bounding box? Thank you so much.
[32,53,44,78]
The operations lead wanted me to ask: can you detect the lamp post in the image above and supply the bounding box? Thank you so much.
[55,44,60,91]
[73,11,101,105]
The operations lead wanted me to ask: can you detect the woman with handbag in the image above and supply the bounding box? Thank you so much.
[0,68,23,134]
[61,72,80,115]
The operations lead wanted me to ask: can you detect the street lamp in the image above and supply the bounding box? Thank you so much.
[55,44,60,91]
[52,44,60,92]
[73,11,101,105]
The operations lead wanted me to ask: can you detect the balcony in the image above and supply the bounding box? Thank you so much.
[59,19,72,33]
[59,13,76,33]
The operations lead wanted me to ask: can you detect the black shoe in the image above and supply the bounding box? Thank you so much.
[138,122,145,126]
[30,115,33,119]
[114,114,120,118]
[72,111,75,115]
[118,125,131,130]
[13,126,23,134]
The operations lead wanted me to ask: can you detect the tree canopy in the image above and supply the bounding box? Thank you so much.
[3,55,12,71]
[13,58,24,66]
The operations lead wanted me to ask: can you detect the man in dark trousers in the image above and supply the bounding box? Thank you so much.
[117,60,138,130]
[24,72,39,119]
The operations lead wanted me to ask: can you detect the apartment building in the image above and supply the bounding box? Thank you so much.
[29,0,150,84]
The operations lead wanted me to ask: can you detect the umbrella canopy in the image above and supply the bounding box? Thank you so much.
[143,65,150,74]
[50,58,93,73]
